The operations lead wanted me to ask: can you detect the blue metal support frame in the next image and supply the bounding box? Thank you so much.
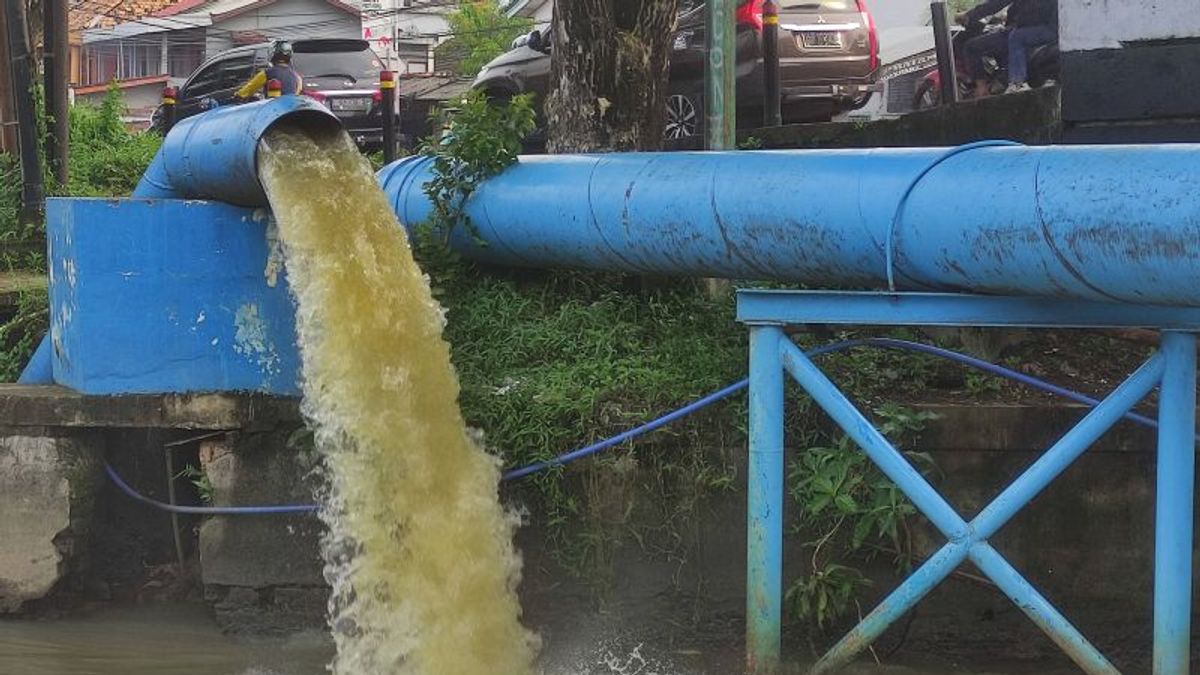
[1154,332,1197,674]
[748,326,786,671]
[737,290,1200,675]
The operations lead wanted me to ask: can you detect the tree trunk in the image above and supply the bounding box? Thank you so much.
[6,0,45,223]
[545,0,680,153]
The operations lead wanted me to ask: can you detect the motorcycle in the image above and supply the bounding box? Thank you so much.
[913,18,1058,109]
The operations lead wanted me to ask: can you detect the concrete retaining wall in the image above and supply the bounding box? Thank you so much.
[752,87,1062,149]
[0,386,1191,669]
[0,429,100,613]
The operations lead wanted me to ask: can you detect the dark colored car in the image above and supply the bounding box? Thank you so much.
[472,0,879,142]
[152,39,395,150]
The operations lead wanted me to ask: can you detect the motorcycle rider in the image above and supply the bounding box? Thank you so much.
[235,41,303,100]
[955,0,1057,97]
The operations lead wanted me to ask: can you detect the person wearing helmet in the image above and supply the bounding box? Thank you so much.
[235,41,304,100]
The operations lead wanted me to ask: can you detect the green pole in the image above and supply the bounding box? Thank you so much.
[706,0,737,149]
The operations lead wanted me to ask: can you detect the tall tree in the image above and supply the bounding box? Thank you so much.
[441,0,532,77]
[544,0,680,153]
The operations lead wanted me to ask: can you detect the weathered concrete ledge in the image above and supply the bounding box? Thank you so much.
[0,384,300,431]
[752,86,1062,149]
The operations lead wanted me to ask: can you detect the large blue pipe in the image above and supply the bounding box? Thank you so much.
[134,96,340,206]
[379,145,1200,307]
[19,98,340,386]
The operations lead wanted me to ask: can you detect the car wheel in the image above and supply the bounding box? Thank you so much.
[664,94,699,140]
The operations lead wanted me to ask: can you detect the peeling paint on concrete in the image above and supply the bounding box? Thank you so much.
[45,199,301,394]
[233,304,280,377]
[62,257,76,288]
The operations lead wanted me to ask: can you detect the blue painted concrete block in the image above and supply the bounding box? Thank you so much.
[47,198,300,395]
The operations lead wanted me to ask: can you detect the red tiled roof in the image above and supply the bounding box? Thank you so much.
[69,0,186,35]
[70,0,359,43]
[153,0,211,16]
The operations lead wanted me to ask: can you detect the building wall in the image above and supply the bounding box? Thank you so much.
[528,1,551,26]
[505,0,551,26]
[1060,0,1200,52]
[1058,0,1200,137]
[361,0,451,73]
[75,80,165,126]
[205,0,362,58]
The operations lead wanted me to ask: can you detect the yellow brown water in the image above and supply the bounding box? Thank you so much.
[257,127,539,674]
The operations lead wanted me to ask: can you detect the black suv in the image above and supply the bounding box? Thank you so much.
[153,38,394,150]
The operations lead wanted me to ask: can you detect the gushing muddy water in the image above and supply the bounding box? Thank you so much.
[258,127,538,674]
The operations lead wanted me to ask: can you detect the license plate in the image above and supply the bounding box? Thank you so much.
[800,31,842,48]
[330,97,372,113]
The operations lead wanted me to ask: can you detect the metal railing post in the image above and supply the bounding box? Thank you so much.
[930,2,959,105]
[380,70,397,164]
[1153,331,1197,675]
[762,0,781,128]
[161,86,177,133]
[747,324,784,673]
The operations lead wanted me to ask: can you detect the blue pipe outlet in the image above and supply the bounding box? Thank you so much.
[379,146,1200,307]
[134,97,340,207]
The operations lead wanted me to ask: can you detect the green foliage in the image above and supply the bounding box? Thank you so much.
[0,289,48,382]
[67,83,163,197]
[813,328,940,401]
[785,563,870,630]
[964,369,1003,395]
[419,90,536,241]
[176,465,215,504]
[0,154,24,241]
[786,404,939,628]
[443,274,744,470]
[422,267,745,572]
[442,0,533,77]
[365,147,411,173]
[737,136,763,150]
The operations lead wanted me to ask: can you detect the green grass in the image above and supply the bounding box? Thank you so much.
[442,271,745,470]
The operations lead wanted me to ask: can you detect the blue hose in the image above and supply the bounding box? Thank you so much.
[102,337,1169,515]
[502,379,751,481]
[103,461,318,515]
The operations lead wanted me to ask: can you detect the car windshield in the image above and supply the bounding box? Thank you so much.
[292,48,383,84]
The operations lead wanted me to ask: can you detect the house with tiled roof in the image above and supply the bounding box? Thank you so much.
[70,0,362,123]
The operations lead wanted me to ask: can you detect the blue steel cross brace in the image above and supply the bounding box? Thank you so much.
[737,291,1200,675]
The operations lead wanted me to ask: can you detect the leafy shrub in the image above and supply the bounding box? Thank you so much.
[419,89,536,241]
[0,289,48,382]
[786,404,939,629]
[66,83,162,197]
[0,154,22,240]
